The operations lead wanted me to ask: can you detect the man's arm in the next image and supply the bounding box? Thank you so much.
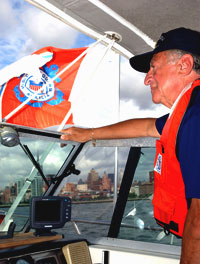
[180,198,200,264]
[60,118,160,142]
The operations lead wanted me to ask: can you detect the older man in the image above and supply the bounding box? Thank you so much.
[61,27,200,264]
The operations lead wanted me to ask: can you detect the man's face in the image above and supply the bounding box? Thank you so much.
[144,51,180,108]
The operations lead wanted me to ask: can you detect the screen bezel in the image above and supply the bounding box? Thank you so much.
[30,196,71,231]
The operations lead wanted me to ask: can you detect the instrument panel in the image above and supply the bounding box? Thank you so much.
[0,248,65,264]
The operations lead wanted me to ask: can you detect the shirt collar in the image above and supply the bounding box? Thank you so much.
[169,83,192,117]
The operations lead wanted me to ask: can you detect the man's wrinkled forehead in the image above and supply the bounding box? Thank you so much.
[150,51,167,66]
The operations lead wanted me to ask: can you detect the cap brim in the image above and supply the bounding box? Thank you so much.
[129,51,155,73]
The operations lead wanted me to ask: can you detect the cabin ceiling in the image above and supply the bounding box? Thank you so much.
[41,0,200,57]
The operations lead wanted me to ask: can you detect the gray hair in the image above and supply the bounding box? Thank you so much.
[166,49,200,74]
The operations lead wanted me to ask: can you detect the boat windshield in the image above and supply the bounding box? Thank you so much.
[0,136,74,232]
[118,147,182,247]
[0,139,182,247]
[53,144,181,247]
[55,144,121,238]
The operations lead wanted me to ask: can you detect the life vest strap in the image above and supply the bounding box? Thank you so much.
[155,218,181,238]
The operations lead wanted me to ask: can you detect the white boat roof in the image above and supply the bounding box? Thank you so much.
[26,0,200,58]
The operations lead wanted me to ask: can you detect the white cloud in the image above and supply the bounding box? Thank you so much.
[120,57,169,119]
[0,0,79,69]
[0,1,23,68]
[120,99,169,120]
[19,5,79,56]
[0,1,18,38]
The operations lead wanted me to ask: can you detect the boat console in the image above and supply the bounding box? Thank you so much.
[0,196,74,263]
[0,234,89,264]
[30,196,71,237]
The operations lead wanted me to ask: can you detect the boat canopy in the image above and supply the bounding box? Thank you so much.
[26,0,200,58]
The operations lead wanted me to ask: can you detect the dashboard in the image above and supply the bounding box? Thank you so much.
[0,238,87,264]
[0,248,64,264]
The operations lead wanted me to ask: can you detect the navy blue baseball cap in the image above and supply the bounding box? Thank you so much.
[130,27,200,73]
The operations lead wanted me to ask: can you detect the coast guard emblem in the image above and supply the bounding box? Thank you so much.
[14,67,64,108]
[154,153,162,175]
[19,69,55,102]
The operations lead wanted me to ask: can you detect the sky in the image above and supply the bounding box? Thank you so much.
[0,0,169,120]
[0,0,169,187]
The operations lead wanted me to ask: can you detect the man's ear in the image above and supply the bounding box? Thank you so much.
[178,54,194,75]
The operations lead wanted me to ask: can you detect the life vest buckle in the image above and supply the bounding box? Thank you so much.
[164,227,170,236]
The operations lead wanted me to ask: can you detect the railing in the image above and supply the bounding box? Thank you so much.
[71,217,163,235]
[1,214,177,246]
[10,215,164,234]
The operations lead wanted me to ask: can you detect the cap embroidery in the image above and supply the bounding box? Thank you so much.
[156,35,165,48]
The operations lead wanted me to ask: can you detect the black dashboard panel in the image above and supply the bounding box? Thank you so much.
[0,248,64,264]
[0,238,87,264]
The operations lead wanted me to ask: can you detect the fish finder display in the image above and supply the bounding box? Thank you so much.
[35,200,61,222]
[30,196,71,236]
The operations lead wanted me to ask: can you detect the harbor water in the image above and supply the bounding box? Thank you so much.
[1,200,182,247]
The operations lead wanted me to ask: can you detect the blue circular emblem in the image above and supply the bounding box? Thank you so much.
[19,69,55,102]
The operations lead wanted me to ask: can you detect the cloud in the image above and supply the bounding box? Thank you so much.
[134,148,156,181]
[0,1,18,38]
[120,57,152,108]
[19,5,79,56]
[72,147,116,181]
[0,139,73,188]
[0,0,24,68]
[67,146,156,184]
[0,0,80,69]
[0,144,32,187]
[120,57,169,119]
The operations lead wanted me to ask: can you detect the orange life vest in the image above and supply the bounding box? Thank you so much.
[153,79,200,237]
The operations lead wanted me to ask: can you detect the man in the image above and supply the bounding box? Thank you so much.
[61,27,200,264]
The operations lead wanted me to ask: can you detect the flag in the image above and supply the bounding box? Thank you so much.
[1,46,87,129]
[1,44,120,130]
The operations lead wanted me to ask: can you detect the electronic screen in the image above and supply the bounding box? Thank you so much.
[35,200,61,222]
[30,196,71,236]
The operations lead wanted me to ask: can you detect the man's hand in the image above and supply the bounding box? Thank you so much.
[61,127,92,143]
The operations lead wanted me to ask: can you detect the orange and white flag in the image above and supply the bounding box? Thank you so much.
[0,44,119,130]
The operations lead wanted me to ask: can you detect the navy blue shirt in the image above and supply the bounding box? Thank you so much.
[155,87,200,201]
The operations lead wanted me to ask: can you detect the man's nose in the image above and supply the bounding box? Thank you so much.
[144,70,152,86]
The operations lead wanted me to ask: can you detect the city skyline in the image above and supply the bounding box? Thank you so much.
[0,165,154,205]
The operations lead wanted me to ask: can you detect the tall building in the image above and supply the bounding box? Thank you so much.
[87,168,99,190]
[17,178,25,195]
[149,171,154,183]
[31,176,44,196]
[17,178,31,202]
[3,186,10,203]
[10,184,17,203]
[108,173,114,184]
[93,178,102,191]
[102,172,112,191]
[77,179,88,192]
[10,184,17,197]
[31,153,44,196]
[65,183,76,192]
